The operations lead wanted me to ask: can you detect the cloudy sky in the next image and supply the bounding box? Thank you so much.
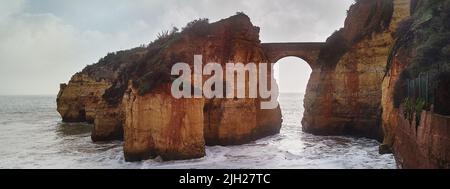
[0,0,353,95]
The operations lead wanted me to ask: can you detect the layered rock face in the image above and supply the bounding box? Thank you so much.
[57,14,282,161]
[91,101,124,141]
[382,48,450,168]
[123,84,205,161]
[122,15,281,160]
[57,73,111,123]
[393,111,450,168]
[57,47,148,141]
[381,0,450,168]
[300,0,449,168]
[302,0,410,140]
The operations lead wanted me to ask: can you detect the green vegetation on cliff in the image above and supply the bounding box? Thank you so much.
[79,15,258,105]
[402,97,428,125]
[391,0,450,115]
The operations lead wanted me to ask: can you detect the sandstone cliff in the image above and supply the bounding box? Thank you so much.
[56,0,450,167]
[381,0,450,168]
[302,0,450,168]
[122,14,282,161]
[57,47,148,141]
[57,14,282,161]
[302,0,410,140]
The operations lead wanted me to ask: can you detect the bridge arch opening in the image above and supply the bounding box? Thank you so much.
[274,56,312,128]
[274,56,312,95]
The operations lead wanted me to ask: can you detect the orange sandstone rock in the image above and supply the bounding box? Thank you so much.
[302,0,410,140]
[57,14,282,161]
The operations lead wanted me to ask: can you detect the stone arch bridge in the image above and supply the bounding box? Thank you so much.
[261,42,325,68]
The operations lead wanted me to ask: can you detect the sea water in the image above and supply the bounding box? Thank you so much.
[0,94,396,169]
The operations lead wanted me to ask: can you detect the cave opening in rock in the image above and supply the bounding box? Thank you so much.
[78,109,87,122]
[274,56,312,128]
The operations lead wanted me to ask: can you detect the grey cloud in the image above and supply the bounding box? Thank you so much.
[0,0,353,95]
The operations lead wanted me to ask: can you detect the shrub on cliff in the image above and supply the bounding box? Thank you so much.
[317,30,350,69]
[320,0,393,69]
[130,19,214,96]
[410,33,450,73]
[99,27,182,105]
[388,0,450,116]
[154,27,181,48]
[82,47,148,82]
[402,97,428,125]
[133,58,173,96]
[182,18,210,37]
